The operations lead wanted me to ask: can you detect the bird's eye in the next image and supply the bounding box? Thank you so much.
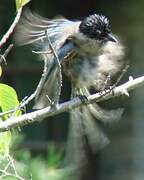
[100,32,107,37]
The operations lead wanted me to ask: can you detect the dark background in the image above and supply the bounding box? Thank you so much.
[1,0,144,179]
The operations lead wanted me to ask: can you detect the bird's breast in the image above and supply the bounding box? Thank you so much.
[63,54,99,88]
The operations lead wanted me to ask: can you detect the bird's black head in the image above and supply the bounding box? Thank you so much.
[79,14,116,42]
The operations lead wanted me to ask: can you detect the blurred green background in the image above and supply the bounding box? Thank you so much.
[1,0,144,179]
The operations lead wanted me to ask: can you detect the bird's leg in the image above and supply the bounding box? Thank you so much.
[78,95,88,104]
[73,88,88,104]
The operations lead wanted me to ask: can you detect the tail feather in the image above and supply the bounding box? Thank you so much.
[63,86,124,166]
[63,87,110,168]
[81,87,124,123]
[63,107,109,168]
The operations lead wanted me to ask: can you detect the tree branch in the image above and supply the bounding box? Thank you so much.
[0,50,53,117]
[0,44,14,65]
[0,75,143,132]
[0,8,22,48]
[0,155,25,180]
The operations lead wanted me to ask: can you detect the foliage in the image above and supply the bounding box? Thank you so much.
[15,0,31,11]
[0,0,71,179]
[0,83,21,156]
[0,138,69,180]
[0,83,21,119]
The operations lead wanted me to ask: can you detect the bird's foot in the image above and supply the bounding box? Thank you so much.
[77,95,88,104]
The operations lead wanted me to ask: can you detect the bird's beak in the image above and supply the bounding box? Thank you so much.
[106,33,117,43]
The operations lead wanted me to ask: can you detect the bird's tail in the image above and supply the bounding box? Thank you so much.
[63,86,124,172]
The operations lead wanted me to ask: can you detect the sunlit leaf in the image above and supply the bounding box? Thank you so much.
[0,84,21,156]
[16,0,31,11]
[0,129,11,156]
[0,66,2,77]
[0,83,21,119]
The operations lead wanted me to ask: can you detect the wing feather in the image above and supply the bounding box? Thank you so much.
[14,9,80,51]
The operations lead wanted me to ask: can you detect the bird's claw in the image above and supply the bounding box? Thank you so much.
[77,95,88,104]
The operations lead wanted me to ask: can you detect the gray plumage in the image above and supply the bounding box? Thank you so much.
[14,9,125,175]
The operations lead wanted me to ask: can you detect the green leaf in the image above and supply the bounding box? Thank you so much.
[47,143,63,168]
[0,84,21,156]
[0,83,21,119]
[16,0,31,11]
[0,66,2,77]
[0,130,11,156]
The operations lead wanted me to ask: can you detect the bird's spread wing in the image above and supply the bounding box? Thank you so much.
[14,9,80,51]
[34,41,76,109]
[14,9,80,109]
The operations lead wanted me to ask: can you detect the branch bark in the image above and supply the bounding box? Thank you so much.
[0,8,22,48]
[0,75,143,132]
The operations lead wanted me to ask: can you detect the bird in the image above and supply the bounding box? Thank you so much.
[14,9,125,175]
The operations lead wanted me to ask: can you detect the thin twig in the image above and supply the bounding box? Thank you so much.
[0,90,35,118]
[99,64,130,98]
[8,155,18,176]
[0,44,14,65]
[0,75,144,132]
[0,28,62,116]
[34,58,51,103]
[45,30,62,105]
[3,160,11,172]
[32,49,51,54]
[2,44,14,59]
[0,156,25,180]
[0,168,25,180]
[0,36,61,117]
[0,55,52,117]
[0,8,22,48]
[112,64,130,88]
